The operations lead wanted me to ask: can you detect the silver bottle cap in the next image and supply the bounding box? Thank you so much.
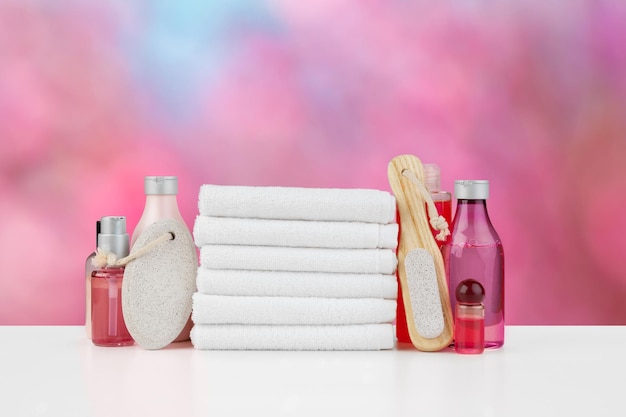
[454,180,489,200]
[98,216,130,259]
[145,176,178,195]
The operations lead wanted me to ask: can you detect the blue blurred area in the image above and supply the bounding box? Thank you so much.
[123,0,282,129]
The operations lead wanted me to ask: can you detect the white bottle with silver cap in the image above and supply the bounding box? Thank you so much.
[131,176,186,247]
[130,176,194,342]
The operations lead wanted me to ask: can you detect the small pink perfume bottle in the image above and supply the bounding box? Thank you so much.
[91,216,134,347]
[455,279,485,354]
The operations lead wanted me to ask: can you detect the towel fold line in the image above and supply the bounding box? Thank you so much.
[192,293,397,325]
[196,269,398,299]
[199,245,398,274]
[193,216,399,249]
[190,324,395,350]
[199,184,396,224]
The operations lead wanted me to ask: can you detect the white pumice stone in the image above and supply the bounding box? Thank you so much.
[405,248,445,339]
[122,219,198,349]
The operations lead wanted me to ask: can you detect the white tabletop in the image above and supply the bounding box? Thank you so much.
[0,326,623,417]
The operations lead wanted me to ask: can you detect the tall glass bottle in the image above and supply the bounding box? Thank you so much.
[444,180,504,349]
[131,176,193,342]
[91,216,134,347]
[85,220,101,339]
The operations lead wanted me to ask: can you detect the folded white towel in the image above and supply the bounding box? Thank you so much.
[191,293,397,325]
[199,245,397,274]
[199,185,396,224]
[196,269,398,299]
[190,324,395,350]
[193,216,399,249]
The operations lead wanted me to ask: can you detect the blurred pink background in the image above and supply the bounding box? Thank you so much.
[1,0,625,325]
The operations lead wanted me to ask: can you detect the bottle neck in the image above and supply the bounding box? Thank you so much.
[131,194,184,247]
[141,195,182,219]
[454,199,490,222]
[451,199,499,244]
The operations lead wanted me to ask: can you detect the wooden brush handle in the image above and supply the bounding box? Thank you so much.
[388,155,454,351]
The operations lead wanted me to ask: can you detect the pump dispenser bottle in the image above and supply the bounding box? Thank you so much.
[131,176,194,342]
[91,216,134,347]
[444,180,504,349]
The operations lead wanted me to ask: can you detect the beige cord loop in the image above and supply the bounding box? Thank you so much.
[401,169,450,242]
[92,232,174,268]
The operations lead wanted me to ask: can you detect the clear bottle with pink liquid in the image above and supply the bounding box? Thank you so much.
[91,216,134,347]
[424,164,452,247]
[131,176,193,342]
[444,180,504,349]
[455,279,485,354]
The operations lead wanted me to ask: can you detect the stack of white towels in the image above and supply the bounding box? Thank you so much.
[190,185,399,350]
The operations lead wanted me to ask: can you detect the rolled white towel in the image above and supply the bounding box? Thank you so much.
[196,269,398,299]
[190,324,395,350]
[191,293,397,325]
[198,185,396,224]
[193,216,399,249]
[199,245,397,274]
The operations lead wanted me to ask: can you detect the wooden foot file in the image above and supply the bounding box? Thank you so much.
[388,155,454,351]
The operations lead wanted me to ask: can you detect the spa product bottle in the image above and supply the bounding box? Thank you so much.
[455,279,485,354]
[423,164,452,246]
[131,176,193,342]
[91,216,134,347]
[85,220,101,339]
[131,176,186,247]
[444,180,504,349]
[396,164,452,344]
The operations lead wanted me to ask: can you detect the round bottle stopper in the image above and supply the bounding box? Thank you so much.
[455,279,485,305]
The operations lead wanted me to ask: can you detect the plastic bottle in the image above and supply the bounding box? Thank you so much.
[444,180,504,349]
[91,216,134,347]
[85,220,100,339]
[423,164,452,246]
[396,164,452,344]
[131,176,193,342]
[131,176,187,247]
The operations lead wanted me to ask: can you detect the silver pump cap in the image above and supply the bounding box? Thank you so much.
[455,180,489,200]
[97,216,130,259]
[423,164,441,193]
[145,176,178,195]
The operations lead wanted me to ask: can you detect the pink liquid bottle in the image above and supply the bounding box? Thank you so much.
[444,180,504,349]
[423,164,452,247]
[91,216,134,347]
[455,279,485,354]
[396,164,452,344]
[131,176,193,342]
